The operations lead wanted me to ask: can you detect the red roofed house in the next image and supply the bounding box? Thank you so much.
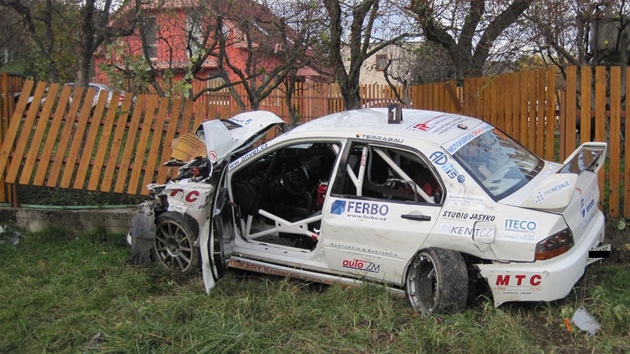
[94,0,323,92]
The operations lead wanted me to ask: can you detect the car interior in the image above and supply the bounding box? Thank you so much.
[229,141,443,251]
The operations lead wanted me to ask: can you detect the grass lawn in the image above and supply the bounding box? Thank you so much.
[1,226,629,354]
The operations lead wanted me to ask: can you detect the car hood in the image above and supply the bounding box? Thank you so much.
[199,111,287,164]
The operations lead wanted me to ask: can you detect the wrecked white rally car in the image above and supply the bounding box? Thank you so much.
[129,106,610,316]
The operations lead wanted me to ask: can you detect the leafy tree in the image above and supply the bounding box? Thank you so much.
[1,0,134,85]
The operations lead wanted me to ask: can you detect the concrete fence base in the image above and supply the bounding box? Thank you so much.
[0,207,135,234]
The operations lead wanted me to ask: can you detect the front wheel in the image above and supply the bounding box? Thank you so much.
[153,212,200,275]
[405,248,468,316]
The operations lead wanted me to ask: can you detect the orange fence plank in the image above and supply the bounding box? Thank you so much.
[544,68,556,161]
[141,98,170,191]
[60,87,97,188]
[518,72,528,146]
[46,86,84,187]
[19,83,60,185]
[608,67,621,217]
[33,85,72,186]
[527,71,536,152]
[114,95,146,193]
[595,67,606,198]
[580,67,592,145]
[101,94,134,192]
[157,98,183,183]
[563,67,577,160]
[5,81,49,184]
[73,91,110,189]
[87,92,121,191]
[535,70,545,156]
[127,95,159,195]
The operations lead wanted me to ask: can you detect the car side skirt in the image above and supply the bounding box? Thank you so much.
[228,256,405,297]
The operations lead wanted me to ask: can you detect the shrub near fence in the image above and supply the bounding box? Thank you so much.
[0,67,628,218]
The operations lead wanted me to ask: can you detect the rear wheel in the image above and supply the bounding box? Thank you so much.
[405,248,468,316]
[153,212,199,274]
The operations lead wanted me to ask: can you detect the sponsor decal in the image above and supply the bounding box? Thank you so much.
[457,174,465,183]
[408,115,466,135]
[167,200,187,214]
[494,274,542,290]
[409,115,444,131]
[505,219,537,231]
[342,259,381,273]
[429,151,460,179]
[445,194,485,209]
[473,224,495,242]
[535,180,571,203]
[208,150,218,162]
[429,151,448,165]
[580,194,595,218]
[328,242,399,257]
[330,200,389,221]
[442,122,494,154]
[442,211,496,221]
[441,224,474,236]
[168,189,201,203]
[504,219,537,242]
[228,143,268,170]
[330,200,346,215]
[355,133,403,143]
[231,117,253,126]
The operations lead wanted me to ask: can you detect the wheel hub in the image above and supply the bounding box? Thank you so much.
[166,237,179,257]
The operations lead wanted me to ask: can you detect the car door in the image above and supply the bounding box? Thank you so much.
[322,140,444,285]
[196,112,287,293]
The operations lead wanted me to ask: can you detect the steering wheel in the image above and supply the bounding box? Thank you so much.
[281,160,308,196]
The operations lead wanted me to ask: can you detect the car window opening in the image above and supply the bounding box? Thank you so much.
[231,142,340,250]
[334,142,442,204]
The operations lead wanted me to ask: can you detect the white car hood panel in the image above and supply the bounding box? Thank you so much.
[202,111,286,164]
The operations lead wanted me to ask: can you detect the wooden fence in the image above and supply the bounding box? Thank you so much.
[0,67,628,218]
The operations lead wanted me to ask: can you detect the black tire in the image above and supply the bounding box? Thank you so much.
[152,212,200,275]
[405,248,468,316]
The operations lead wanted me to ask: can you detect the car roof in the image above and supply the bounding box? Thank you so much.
[286,108,486,146]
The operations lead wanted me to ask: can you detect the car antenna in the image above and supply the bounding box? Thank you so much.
[387,103,402,124]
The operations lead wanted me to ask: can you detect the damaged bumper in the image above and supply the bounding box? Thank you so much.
[478,212,608,307]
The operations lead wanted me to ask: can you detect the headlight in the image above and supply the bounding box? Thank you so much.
[535,228,574,260]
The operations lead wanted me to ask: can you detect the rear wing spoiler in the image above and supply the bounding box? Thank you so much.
[560,142,607,174]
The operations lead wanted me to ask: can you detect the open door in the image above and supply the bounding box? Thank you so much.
[199,160,235,293]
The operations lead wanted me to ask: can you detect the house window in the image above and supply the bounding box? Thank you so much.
[145,17,158,59]
[375,54,388,71]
